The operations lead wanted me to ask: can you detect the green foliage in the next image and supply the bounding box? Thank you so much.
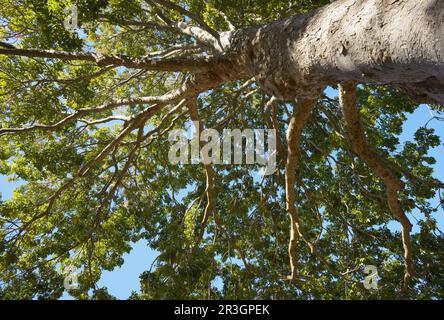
[0,0,443,300]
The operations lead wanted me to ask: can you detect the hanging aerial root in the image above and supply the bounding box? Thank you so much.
[285,97,317,281]
[188,98,219,249]
[339,81,415,292]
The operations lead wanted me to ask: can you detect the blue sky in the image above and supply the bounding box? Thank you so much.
[1,96,443,299]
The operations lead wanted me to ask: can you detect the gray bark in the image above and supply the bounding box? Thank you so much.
[225,0,444,103]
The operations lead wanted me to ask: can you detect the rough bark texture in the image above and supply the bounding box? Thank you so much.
[339,81,414,291]
[2,0,442,103]
[226,0,444,103]
[285,98,317,280]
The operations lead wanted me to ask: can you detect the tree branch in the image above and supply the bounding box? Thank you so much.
[339,81,415,292]
[0,45,211,72]
[188,98,219,249]
[0,79,199,137]
[149,0,220,40]
[285,97,316,280]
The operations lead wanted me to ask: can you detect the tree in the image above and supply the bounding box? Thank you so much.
[0,0,443,299]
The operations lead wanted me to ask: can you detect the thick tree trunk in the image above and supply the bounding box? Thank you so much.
[226,0,444,103]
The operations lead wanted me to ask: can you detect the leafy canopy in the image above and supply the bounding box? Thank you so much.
[0,0,443,300]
